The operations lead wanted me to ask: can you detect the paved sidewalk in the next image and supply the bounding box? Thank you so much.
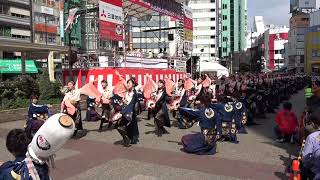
[0,91,305,179]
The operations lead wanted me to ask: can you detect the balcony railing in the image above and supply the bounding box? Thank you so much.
[8,0,30,6]
[0,14,30,26]
[0,35,31,42]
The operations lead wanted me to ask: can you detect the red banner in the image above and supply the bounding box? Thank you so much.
[99,0,124,41]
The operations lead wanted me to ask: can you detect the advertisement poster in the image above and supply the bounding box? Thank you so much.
[183,5,193,52]
[99,0,124,41]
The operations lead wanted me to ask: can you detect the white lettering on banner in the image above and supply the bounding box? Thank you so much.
[173,74,176,82]
[89,75,95,83]
[98,75,104,92]
[138,75,142,85]
[41,6,54,15]
[99,1,123,25]
[160,74,163,80]
[107,74,113,88]
[144,75,147,85]
[156,75,159,82]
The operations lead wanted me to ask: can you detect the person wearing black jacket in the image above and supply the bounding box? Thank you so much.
[151,80,171,137]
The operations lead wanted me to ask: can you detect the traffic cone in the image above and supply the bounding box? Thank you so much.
[289,159,301,180]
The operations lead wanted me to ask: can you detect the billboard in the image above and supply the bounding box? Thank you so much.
[99,0,124,41]
[183,5,193,52]
[127,0,183,20]
[299,0,316,9]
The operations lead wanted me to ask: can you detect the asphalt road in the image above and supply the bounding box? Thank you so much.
[0,90,305,180]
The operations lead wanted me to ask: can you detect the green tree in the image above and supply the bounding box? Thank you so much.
[37,70,63,100]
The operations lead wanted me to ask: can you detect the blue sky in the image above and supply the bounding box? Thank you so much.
[247,0,291,29]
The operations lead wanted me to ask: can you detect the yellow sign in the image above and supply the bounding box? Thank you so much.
[184,29,193,42]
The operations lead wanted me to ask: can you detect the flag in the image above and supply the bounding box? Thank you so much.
[185,78,194,91]
[65,8,78,32]
[113,79,127,98]
[164,78,175,96]
[143,78,157,99]
[202,75,211,88]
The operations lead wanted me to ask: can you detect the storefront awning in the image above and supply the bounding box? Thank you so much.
[0,59,38,74]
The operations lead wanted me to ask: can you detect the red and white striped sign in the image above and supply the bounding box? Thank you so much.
[63,67,186,90]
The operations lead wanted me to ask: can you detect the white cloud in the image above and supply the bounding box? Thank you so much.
[247,0,290,28]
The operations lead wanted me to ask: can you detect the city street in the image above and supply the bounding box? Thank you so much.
[0,91,305,180]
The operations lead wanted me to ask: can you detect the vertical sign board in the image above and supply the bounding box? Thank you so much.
[99,0,124,41]
[183,5,193,52]
[59,0,64,38]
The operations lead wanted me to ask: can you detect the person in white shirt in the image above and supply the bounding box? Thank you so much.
[99,80,114,130]
[61,81,83,133]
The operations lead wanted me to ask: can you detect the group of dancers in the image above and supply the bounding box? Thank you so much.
[0,71,311,180]
[26,71,307,154]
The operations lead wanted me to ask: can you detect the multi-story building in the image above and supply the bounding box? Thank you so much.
[219,0,247,59]
[0,0,32,58]
[263,26,289,70]
[288,13,309,72]
[305,10,320,74]
[188,0,218,62]
[130,15,170,55]
[32,0,62,46]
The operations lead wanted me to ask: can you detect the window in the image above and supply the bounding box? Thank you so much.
[223,48,227,52]
[223,37,227,41]
[211,44,215,48]
[48,34,56,43]
[211,53,215,57]
[210,35,215,39]
[223,15,227,20]
[210,26,215,30]
[210,18,215,21]
[312,50,316,57]
[39,33,43,41]
[210,9,215,12]
[222,4,227,9]
[223,26,227,31]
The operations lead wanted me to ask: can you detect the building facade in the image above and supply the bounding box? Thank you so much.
[219,0,247,59]
[32,0,62,46]
[187,0,218,62]
[0,0,32,58]
[288,13,309,72]
[130,15,170,55]
[263,26,289,71]
[305,10,320,74]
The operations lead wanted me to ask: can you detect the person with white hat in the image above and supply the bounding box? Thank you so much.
[0,113,75,180]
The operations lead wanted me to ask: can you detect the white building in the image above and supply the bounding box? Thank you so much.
[188,0,218,62]
[263,26,289,70]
